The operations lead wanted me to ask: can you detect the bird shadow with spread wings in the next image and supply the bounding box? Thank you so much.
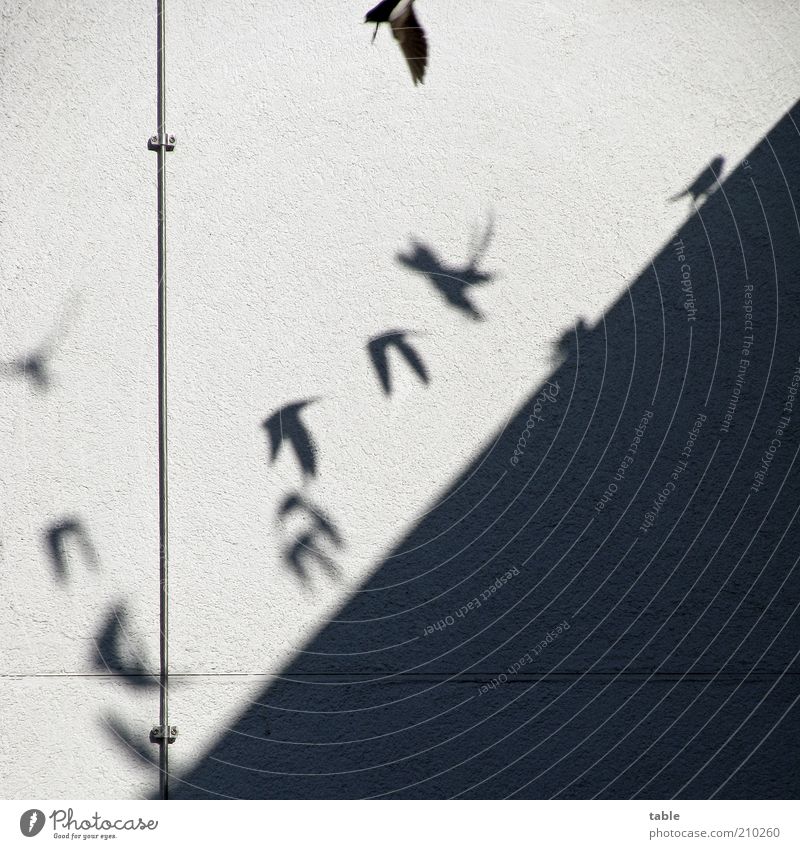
[278,493,344,585]
[263,399,319,478]
[367,329,430,395]
[397,214,496,320]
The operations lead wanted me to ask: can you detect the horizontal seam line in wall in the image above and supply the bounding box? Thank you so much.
[2,672,799,680]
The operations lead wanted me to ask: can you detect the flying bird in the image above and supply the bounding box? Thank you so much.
[367,330,429,394]
[365,0,428,85]
[397,215,496,320]
[669,156,725,204]
[263,400,319,478]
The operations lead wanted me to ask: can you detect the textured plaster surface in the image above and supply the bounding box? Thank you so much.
[1,0,799,797]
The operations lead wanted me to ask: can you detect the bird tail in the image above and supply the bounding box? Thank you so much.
[468,211,495,268]
[371,23,379,43]
[668,189,688,203]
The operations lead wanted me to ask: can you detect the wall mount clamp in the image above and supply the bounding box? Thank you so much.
[150,725,179,744]
[148,133,176,152]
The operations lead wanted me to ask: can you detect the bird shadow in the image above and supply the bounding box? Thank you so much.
[44,517,99,584]
[263,399,319,478]
[278,493,344,585]
[367,329,430,395]
[669,155,725,205]
[553,318,591,367]
[92,603,157,688]
[396,213,496,320]
[0,294,80,393]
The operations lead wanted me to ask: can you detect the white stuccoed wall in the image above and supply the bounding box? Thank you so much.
[1,0,798,797]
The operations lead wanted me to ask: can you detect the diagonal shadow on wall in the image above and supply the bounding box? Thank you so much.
[171,102,800,799]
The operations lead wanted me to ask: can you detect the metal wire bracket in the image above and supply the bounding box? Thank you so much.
[151,725,179,743]
[148,133,176,151]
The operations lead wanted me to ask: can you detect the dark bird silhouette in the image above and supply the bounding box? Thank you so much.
[397,216,495,320]
[365,0,428,85]
[279,494,343,584]
[367,330,430,394]
[44,518,99,583]
[93,604,155,688]
[669,156,725,204]
[263,400,319,478]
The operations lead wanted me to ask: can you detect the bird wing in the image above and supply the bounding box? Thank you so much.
[468,213,495,267]
[93,605,149,682]
[396,336,430,385]
[367,337,392,394]
[289,418,318,477]
[441,283,483,320]
[263,413,283,461]
[286,535,312,583]
[264,403,318,477]
[390,4,427,85]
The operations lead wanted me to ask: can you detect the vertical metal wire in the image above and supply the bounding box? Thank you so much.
[155,0,170,802]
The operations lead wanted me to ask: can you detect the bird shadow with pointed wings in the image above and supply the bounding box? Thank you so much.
[669,155,725,204]
[263,399,319,478]
[396,214,496,320]
[367,329,430,395]
[278,493,344,584]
